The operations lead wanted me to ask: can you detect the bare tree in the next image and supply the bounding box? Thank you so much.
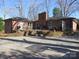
[28,0,52,20]
[18,0,24,17]
[57,0,77,17]
[28,2,40,20]
[5,7,18,17]
[0,0,6,19]
[44,0,51,17]
[1,0,19,19]
[16,0,24,17]
[2,0,6,19]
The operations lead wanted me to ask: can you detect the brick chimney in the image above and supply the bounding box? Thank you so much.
[38,12,47,23]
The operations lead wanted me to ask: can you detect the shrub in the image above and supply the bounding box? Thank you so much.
[63,31,74,36]
[0,18,4,31]
[48,31,63,37]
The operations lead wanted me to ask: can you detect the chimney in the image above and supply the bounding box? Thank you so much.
[38,12,47,22]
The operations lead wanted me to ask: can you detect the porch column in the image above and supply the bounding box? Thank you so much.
[62,20,65,31]
[30,23,33,29]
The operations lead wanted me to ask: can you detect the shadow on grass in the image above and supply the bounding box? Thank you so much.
[44,37,79,44]
[25,44,79,59]
[0,38,79,59]
[0,46,79,59]
[32,36,79,43]
[0,51,47,59]
[0,38,79,49]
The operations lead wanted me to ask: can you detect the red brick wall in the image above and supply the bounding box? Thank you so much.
[5,20,12,33]
[12,21,29,31]
[38,12,47,24]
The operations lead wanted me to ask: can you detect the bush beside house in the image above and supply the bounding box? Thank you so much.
[47,31,63,37]
[0,18,4,31]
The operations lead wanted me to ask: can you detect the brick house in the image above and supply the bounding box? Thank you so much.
[4,17,32,33]
[33,12,48,30]
[4,12,79,33]
[33,12,78,32]
[47,17,78,32]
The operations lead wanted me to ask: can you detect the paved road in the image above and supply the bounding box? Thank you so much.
[0,37,79,59]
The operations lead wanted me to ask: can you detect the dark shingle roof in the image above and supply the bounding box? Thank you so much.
[4,17,29,22]
[48,17,76,20]
[47,17,78,23]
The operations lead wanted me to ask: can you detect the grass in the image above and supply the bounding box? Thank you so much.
[0,31,24,37]
[1,30,77,37]
[0,42,13,45]
[24,30,64,37]
[48,31,63,37]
